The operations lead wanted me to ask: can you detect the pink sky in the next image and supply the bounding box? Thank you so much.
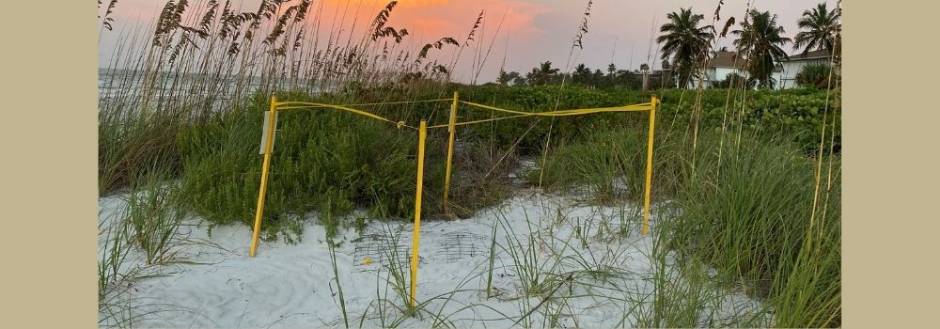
[99,0,837,83]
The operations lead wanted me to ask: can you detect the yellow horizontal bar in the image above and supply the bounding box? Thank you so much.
[273,102,418,130]
[269,98,652,131]
[428,114,532,129]
[277,98,451,108]
[460,101,652,117]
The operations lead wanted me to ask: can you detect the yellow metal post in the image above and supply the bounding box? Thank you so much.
[442,91,459,215]
[409,120,428,307]
[249,96,278,257]
[642,96,658,236]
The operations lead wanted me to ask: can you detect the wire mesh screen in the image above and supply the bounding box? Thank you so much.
[352,231,411,269]
[438,231,488,262]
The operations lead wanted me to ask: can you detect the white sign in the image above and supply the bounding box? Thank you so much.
[259,111,278,154]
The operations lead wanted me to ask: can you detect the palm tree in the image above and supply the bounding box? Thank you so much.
[733,10,791,88]
[572,63,593,85]
[605,63,617,87]
[793,3,841,56]
[496,69,522,86]
[525,61,561,85]
[656,8,714,88]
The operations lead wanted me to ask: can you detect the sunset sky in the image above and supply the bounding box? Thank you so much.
[99,0,838,83]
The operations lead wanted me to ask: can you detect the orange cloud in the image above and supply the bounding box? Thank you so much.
[388,0,550,41]
[319,0,451,10]
[396,0,451,7]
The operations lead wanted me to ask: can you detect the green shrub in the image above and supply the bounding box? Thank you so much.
[717,73,754,89]
[796,63,837,89]
[175,93,438,238]
[449,85,838,155]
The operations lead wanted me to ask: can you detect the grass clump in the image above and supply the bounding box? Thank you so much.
[99,107,183,194]
[98,213,136,327]
[663,130,841,327]
[530,120,690,205]
[534,128,645,203]
[125,171,186,265]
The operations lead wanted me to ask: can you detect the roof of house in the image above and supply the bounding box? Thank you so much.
[706,51,746,69]
[704,49,833,68]
[786,49,832,61]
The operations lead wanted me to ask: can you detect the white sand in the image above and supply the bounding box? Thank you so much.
[98,191,768,328]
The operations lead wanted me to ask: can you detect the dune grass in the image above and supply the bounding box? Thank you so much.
[98,211,136,327]
[125,170,186,265]
[656,130,841,327]
[519,107,840,327]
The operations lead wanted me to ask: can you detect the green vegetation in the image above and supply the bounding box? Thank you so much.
[125,171,185,265]
[100,82,841,327]
[663,131,841,327]
[101,85,841,239]
[530,123,841,327]
[797,63,836,88]
[174,92,433,238]
[98,167,188,327]
[98,212,135,327]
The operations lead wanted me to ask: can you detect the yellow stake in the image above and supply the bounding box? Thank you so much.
[249,96,278,257]
[409,120,428,307]
[442,91,459,215]
[642,96,658,236]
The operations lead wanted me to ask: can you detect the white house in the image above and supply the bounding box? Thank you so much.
[772,49,833,89]
[674,49,834,89]
[702,50,747,88]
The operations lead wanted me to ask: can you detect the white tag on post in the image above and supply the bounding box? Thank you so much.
[259,111,278,154]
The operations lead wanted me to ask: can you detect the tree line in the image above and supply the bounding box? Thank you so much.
[494,3,841,90]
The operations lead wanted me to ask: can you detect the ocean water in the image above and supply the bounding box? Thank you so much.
[97,68,268,100]
[96,68,334,113]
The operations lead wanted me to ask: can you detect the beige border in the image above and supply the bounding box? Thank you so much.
[843,1,940,328]
[2,0,97,328]
[3,1,940,328]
